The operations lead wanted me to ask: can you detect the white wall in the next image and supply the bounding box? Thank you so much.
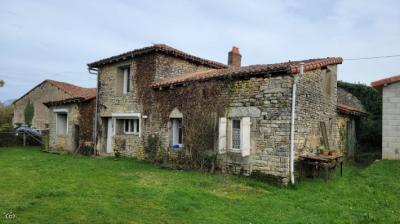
[382,81,400,160]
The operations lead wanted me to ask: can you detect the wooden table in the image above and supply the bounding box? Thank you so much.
[298,154,344,182]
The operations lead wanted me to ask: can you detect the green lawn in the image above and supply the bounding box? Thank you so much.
[0,147,399,224]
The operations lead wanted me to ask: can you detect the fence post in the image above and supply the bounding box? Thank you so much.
[23,132,26,147]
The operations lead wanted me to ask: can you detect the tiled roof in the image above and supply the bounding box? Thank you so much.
[151,57,343,88]
[43,88,96,106]
[13,79,96,104]
[371,75,400,92]
[46,80,96,101]
[337,103,367,116]
[87,44,227,69]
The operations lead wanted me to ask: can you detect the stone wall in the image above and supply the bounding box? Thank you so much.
[13,82,71,129]
[154,53,212,80]
[337,87,365,112]
[96,52,215,155]
[220,76,293,184]
[295,65,337,153]
[48,104,80,152]
[148,67,337,185]
[382,81,400,160]
[95,51,338,185]
[336,114,353,156]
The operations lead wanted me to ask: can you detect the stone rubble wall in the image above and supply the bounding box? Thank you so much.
[13,82,71,130]
[48,103,80,152]
[95,51,338,185]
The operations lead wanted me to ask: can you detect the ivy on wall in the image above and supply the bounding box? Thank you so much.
[337,81,382,155]
[24,101,34,126]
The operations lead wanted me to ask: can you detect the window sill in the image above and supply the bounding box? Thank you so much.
[229,148,242,153]
[122,132,139,135]
[172,144,183,150]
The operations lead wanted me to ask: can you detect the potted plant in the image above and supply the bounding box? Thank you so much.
[329,148,337,157]
[318,144,329,156]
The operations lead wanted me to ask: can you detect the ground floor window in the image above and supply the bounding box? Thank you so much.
[232,119,241,150]
[56,113,68,135]
[121,118,139,134]
[171,118,182,147]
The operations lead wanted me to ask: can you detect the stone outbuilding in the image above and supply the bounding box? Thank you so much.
[371,75,400,160]
[88,44,343,184]
[44,88,96,153]
[336,87,367,159]
[12,79,95,130]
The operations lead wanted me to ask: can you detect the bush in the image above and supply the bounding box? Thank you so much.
[77,145,95,156]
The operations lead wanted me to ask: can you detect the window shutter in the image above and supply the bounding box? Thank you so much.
[123,69,128,94]
[218,117,227,154]
[241,117,251,157]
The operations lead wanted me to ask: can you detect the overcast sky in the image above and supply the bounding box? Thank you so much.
[0,0,399,102]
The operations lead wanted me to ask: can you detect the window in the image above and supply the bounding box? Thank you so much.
[232,119,241,150]
[171,118,183,147]
[123,119,139,134]
[116,66,131,95]
[56,113,68,135]
[123,67,131,94]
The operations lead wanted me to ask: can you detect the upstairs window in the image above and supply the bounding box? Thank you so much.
[116,66,131,95]
[123,67,131,94]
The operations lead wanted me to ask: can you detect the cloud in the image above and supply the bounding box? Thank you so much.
[0,0,399,101]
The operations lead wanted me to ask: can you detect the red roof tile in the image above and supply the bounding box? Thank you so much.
[371,75,400,91]
[13,80,96,104]
[87,44,227,69]
[337,103,367,116]
[151,57,343,88]
[46,80,96,101]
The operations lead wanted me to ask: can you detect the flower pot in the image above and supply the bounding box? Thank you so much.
[329,151,337,157]
[322,149,329,156]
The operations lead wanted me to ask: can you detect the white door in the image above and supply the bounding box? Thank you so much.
[106,118,113,153]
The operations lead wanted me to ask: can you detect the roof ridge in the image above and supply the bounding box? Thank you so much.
[152,57,343,88]
[87,44,227,69]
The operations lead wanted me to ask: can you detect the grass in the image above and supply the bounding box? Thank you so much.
[1,147,399,224]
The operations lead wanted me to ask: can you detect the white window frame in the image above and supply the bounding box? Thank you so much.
[171,118,183,148]
[231,118,242,152]
[55,112,68,136]
[112,113,141,136]
[123,118,139,135]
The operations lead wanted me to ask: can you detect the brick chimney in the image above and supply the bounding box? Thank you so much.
[228,46,241,67]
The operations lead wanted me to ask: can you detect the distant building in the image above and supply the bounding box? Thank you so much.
[372,75,400,160]
[44,89,96,153]
[12,80,95,130]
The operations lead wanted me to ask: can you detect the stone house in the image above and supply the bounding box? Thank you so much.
[88,44,342,184]
[371,75,400,160]
[12,79,95,130]
[44,88,96,153]
[336,87,367,159]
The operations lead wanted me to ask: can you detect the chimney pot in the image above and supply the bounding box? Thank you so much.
[228,46,241,67]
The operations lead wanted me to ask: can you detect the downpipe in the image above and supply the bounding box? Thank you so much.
[88,67,99,154]
[290,62,304,185]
